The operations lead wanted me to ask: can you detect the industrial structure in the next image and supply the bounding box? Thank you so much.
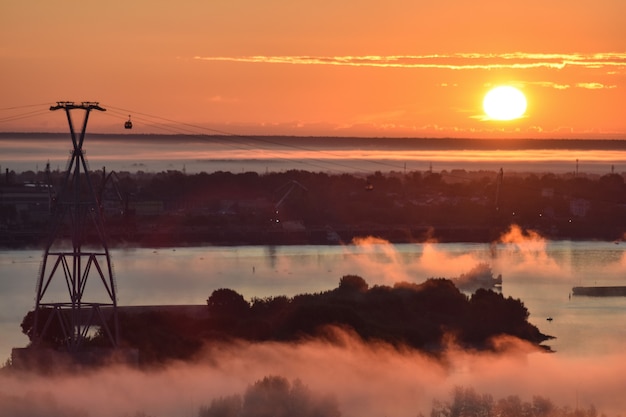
[31,102,119,354]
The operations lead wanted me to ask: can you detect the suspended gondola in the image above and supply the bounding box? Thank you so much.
[124,115,133,129]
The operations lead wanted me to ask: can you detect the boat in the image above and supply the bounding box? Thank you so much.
[572,286,626,297]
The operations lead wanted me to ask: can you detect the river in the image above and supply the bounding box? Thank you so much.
[2,239,626,363]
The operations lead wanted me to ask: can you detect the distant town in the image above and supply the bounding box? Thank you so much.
[1,166,625,247]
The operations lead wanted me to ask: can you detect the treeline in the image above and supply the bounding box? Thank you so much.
[0,377,605,417]
[113,168,626,243]
[4,167,626,246]
[202,378,603,417]
[21,276,551,366]
[201,276,549,355]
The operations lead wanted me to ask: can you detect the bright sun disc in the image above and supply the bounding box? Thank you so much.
[483,86,527,121]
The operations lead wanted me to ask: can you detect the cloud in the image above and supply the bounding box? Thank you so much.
[528,81,572,89]
[194,52,626,71]
[576,82,617,89]
[531,81,618,90]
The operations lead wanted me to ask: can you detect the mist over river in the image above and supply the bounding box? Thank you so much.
[2,238,626,416]
[2,239,626,362]
[3,134,626,175]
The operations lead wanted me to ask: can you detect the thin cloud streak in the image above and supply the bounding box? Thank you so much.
[576,82,617,89]
[527,81,617,90]
[194,52,626,71]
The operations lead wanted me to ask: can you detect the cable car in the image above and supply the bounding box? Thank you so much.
[124,115,133,129]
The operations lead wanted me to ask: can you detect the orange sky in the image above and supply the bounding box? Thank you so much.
[1,1,625,138]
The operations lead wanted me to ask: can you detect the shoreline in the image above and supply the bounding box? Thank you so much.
[1,226,621,251]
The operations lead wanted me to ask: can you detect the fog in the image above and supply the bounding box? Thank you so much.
[348,225,568,284]
[4,135,626,174]
[2,329,626,416]
[3,226,626,416]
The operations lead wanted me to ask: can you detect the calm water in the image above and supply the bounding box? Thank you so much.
[3,134,626,175]
[2,240,626,363]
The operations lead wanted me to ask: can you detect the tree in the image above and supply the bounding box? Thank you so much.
[20,308,68,348]
[430,386,601,417]
[198,395,242,417]
[207,288,250,318]
[198,376,340,417]
[431,386,493,417]
[337,275,369,292]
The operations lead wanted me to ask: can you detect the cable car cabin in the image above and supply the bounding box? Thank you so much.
[124,116,133,129]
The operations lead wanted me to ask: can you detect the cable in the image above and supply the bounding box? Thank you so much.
[4,102,622,213]
[105,103,409,168]
[0,101,432,176]
[100,111,353,173]
[0,102,52,111]
[1,102,506,182]
[102,104,413,174]
[0,108,51,124]
[100,106,390,174]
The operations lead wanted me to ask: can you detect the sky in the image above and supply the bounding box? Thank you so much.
[1,0,626,138]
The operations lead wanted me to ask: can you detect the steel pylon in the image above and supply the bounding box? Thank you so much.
[33,102,118,353]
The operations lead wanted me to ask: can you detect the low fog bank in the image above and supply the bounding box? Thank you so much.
[2,331,625,417]
[3,226,625,415]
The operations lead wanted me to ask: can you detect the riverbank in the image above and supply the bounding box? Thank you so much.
[0,226,476,249]
[3,166,626,250]
[1,223,620,250]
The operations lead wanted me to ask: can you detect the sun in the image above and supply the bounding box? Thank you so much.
[483,86,527,121]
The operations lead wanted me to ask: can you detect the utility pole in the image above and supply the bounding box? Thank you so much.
[33,102,119,353]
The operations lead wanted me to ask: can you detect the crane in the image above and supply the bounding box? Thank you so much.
[271,180,308,224]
